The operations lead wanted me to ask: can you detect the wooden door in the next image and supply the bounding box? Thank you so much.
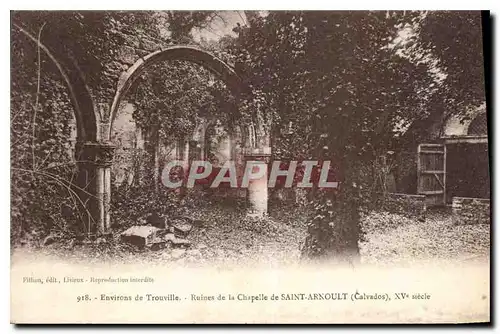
[417,143,446,206]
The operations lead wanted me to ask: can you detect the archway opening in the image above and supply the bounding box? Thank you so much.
[108,50,247,228]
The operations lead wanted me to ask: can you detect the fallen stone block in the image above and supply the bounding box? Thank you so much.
[149,237,167,251]
[172,221,193,238]
[121,225,162,248]
[163,233,191,249]
[164,233,176,242]
[171,237,192,248]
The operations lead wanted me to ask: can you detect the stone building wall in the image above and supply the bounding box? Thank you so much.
[377,193,427,220]
[452,197,490,225]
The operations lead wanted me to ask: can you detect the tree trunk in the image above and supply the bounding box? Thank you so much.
[301,158,362,265]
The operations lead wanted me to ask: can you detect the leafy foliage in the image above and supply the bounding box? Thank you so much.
[219,11,486,261]
[11,11,171,102]
[10,11,225,244]
[419,11,486,114]
[131,61,236,142]
[10,11,486,262]
[11,26,82,241]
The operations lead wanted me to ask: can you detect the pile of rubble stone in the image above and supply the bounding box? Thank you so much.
[120,213,203,251]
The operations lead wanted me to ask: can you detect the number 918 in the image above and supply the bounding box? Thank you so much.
[77,294,90,302]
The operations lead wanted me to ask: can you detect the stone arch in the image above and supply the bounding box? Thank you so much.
[467,112,488,136]
[108,46,244,140]
[13,23,98,142]
[443,103,487,137]
[106,46,271,221]
[13,23,109,234]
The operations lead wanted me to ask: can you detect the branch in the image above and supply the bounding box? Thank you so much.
[36,144,57,171]
[12,167,100,201]
[32,22,47,172]
[17,168,99,233]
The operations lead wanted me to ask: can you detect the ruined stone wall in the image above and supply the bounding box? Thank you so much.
[377,193,427,220]
[452,197,490,225]
[115,31,168,67]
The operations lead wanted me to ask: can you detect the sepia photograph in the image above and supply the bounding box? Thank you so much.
[9,10,491,324]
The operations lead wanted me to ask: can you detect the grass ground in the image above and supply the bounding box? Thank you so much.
[11,202,490,324]
[359,208,490,265]
[11,202,490,267]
